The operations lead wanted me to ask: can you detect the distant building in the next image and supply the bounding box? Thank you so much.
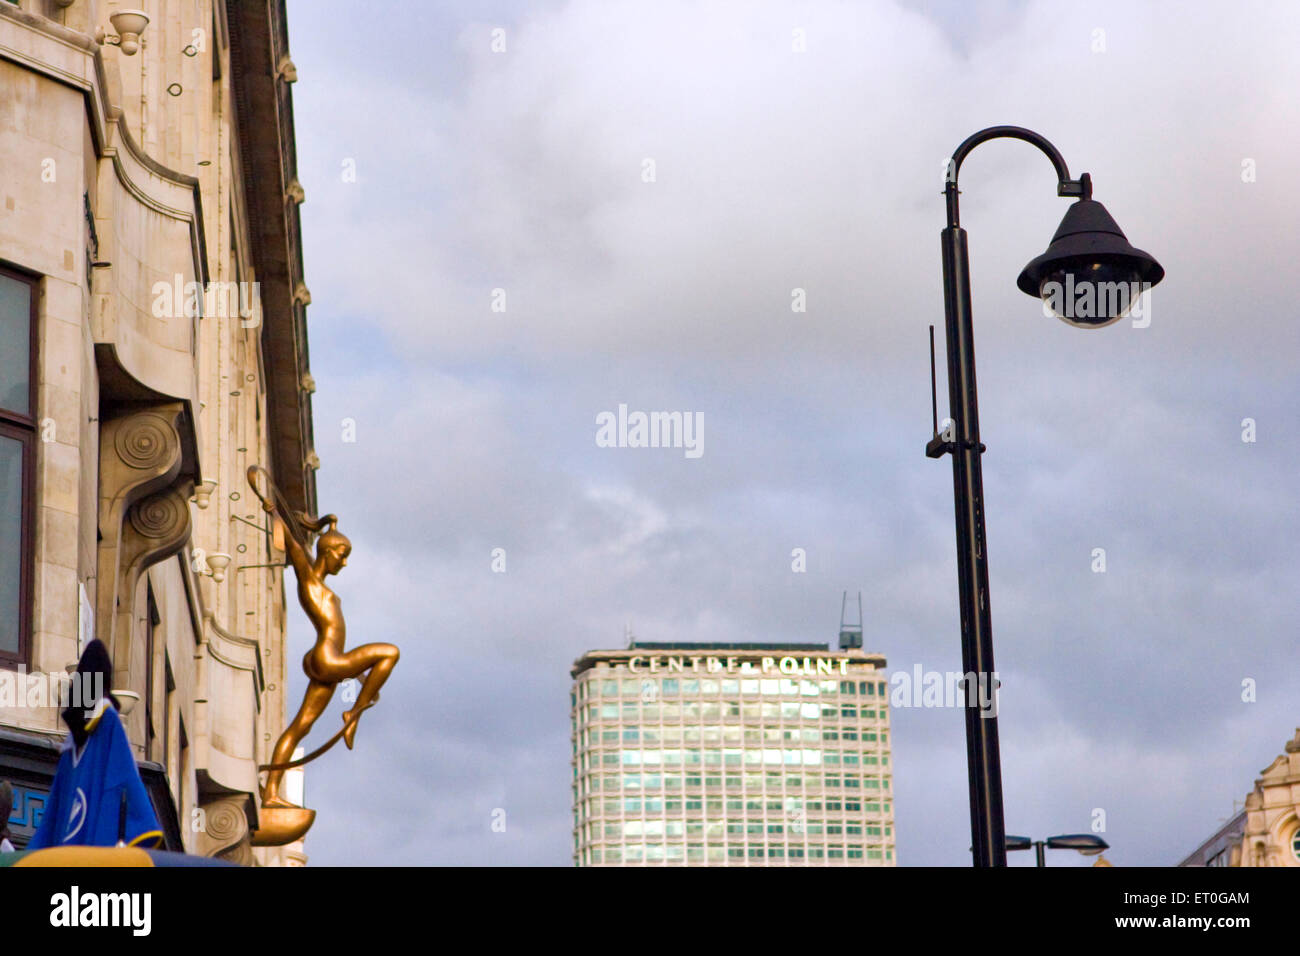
[0,0,315,864]
[1178,810,1246,868]
[570,641,897,866]
[1179,728,1300,867]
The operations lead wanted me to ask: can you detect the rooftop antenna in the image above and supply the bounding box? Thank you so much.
[1218,798,1245,827]
[838,591,863,650]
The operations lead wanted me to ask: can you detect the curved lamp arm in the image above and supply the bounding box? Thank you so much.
[945,125,1091,228]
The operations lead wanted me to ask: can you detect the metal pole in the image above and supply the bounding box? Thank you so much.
[934,127,1089,868]
[940,223,1007,867]
[1035,841,1046,868]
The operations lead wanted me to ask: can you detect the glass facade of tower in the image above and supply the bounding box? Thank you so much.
[570,643,896,866]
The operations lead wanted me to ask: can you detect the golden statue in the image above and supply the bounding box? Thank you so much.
[246,466,400,844]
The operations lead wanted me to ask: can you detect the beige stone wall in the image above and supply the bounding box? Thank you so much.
[1182,729,1300,866]
[0,2,303,864]
[0,50,92,735]
[1238,730,1300,867]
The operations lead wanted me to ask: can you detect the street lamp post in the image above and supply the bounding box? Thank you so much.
[1006,833,1110,867]
[929,127,1164,868]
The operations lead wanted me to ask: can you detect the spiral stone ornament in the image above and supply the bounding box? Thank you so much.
[199,796,252,863]
[204,799,246,845]
[114,412,179,471]
[129,489,189,540]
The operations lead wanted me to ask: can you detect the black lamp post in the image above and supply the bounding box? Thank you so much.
[928,127,1164,868]
[1007,833,1110,867]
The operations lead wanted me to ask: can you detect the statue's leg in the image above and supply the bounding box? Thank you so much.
[263,680,335,806]
[337,643,400,749]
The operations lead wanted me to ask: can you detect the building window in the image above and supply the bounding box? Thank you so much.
[1292,830,1300,864]
[0,267,37,667]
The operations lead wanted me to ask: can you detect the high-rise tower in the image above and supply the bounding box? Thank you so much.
[570,636,897,866]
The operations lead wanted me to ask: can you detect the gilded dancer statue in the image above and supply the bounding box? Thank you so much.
[247,466,400,811]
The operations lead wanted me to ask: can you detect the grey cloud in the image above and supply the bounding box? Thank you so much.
[282,0,1300,866]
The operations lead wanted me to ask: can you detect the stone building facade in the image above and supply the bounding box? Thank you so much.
[1179,728,1300,867]
[0,0,315,865]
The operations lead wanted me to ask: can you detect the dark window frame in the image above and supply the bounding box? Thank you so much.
[0,264,38,670]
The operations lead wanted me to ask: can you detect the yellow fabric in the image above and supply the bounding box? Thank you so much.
[82,697,109,734]
[14,846,155,867]
[126,830,164,848]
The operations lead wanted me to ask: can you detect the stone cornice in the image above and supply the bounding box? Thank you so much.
[202,610,266,703]
[226,0,317,521]
[103,109,211,288]
[0,0,109,151]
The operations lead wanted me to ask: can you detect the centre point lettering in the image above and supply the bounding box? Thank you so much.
[625,655,850,676]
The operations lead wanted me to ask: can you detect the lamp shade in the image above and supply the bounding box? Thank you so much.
[1045,833,1110,855]
[110,10,151,36]
[109,10,150,55]
[1018,199,1163,328]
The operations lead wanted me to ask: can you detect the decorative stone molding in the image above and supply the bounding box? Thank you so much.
[128,488,191,542]
[114,413,178,470]
[196,794,253,866]
[1240,728,1300,867]
[91,106,209,406]
[194,610,263,799]
[96,404,194,683]
[227,0,318,521]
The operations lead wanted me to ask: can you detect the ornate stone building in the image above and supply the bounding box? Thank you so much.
[1179,728,1300,867]
[0,0,315,865]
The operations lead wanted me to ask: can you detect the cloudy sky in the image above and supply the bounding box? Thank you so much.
[279,0,1300,866]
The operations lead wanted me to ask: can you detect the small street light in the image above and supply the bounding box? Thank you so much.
[1007,833,1110,867]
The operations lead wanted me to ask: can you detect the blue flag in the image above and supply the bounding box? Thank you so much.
[29,701,163,850]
